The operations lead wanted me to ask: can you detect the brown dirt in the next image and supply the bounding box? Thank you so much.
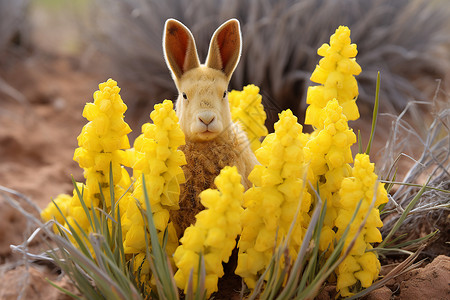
[314,256,450,300]
[0,197,29,257]
[0,53,101,298]
[0,264,77,300]
[390,255,450,300]
[0,55,98,206]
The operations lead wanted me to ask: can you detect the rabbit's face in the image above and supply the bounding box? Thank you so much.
[163,18,242,141]
[176,67,231,141]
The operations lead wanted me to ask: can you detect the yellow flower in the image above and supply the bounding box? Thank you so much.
[173,166,244,297]
[124,223,146,253]
[305,26,361,128]
[304,99,356,251]
[42,79,133,240]
[124,100,185,245]
[229,84,268,152]
[73,78,132,208]
[236,109,311,289]
[120,100,186,291]
[335,154,388,296]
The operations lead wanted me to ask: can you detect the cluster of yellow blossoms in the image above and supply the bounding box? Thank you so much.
[335,154,388,297]
[305,26,361,128]
[228,84,268,152]
[304,99,356,252]
[41,83,187,293]
[233,26,386,297]
[235,109,311,288]
[173,166,244,297]
[303,26,387,296]
[42,79,132,235]
[121,100,186,285]
[74,78,131,206]
[41,25,390,299]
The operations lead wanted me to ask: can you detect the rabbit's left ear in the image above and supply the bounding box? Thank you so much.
[163,19,200,81]
[206,19,242,80]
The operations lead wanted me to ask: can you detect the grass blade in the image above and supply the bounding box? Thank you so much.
[378,176,431,248]
[366,71,381,155]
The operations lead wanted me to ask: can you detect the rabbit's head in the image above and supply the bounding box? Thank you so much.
[163,19,241,142]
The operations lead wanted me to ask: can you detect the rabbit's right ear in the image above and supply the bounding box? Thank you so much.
[206,19,242,80]
[163,19,200,81]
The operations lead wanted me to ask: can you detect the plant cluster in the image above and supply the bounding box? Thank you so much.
[228,84,268,152]
[37,25,437,299]
[174,166,244,296]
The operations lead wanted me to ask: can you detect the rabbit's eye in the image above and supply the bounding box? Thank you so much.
[182,92,187,100]
[223,91,227,99]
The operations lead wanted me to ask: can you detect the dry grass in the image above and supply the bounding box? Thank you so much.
[378,84,449,257]
[0,0,29,104]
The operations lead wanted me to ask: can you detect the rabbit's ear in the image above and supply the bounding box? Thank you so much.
[206,19,242,80]
[163,19,200,80]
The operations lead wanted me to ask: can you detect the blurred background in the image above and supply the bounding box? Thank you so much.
[1,0,449,126]
[0,0,449,204]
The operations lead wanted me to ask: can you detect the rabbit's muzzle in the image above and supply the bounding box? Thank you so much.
[192,110,221,140]
[198,111,215,125]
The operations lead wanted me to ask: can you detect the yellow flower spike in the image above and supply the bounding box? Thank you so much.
[43,81,186,295]
[237,109,311,289]
[173,166,244,297]
[70,79,133,217]
[305,26,361,128]
[334,153,388,295]
[126,99,186,241]
[305,98,357,246]
[229,84,268,152]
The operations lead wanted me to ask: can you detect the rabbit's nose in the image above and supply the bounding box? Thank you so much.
[199,115,215,125]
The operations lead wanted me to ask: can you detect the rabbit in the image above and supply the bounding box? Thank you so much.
[163,18,258,237]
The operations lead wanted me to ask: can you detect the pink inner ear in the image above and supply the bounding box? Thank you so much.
[167,23,189,72]
[216,24,238,71]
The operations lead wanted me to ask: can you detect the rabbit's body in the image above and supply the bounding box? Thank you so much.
[174,129,255,237]
[163,19,258,237]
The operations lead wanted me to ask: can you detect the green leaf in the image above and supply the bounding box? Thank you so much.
[366,71,380,155]
[378,176,431,248]
[142,174,179,300]
[358,130,363,154]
